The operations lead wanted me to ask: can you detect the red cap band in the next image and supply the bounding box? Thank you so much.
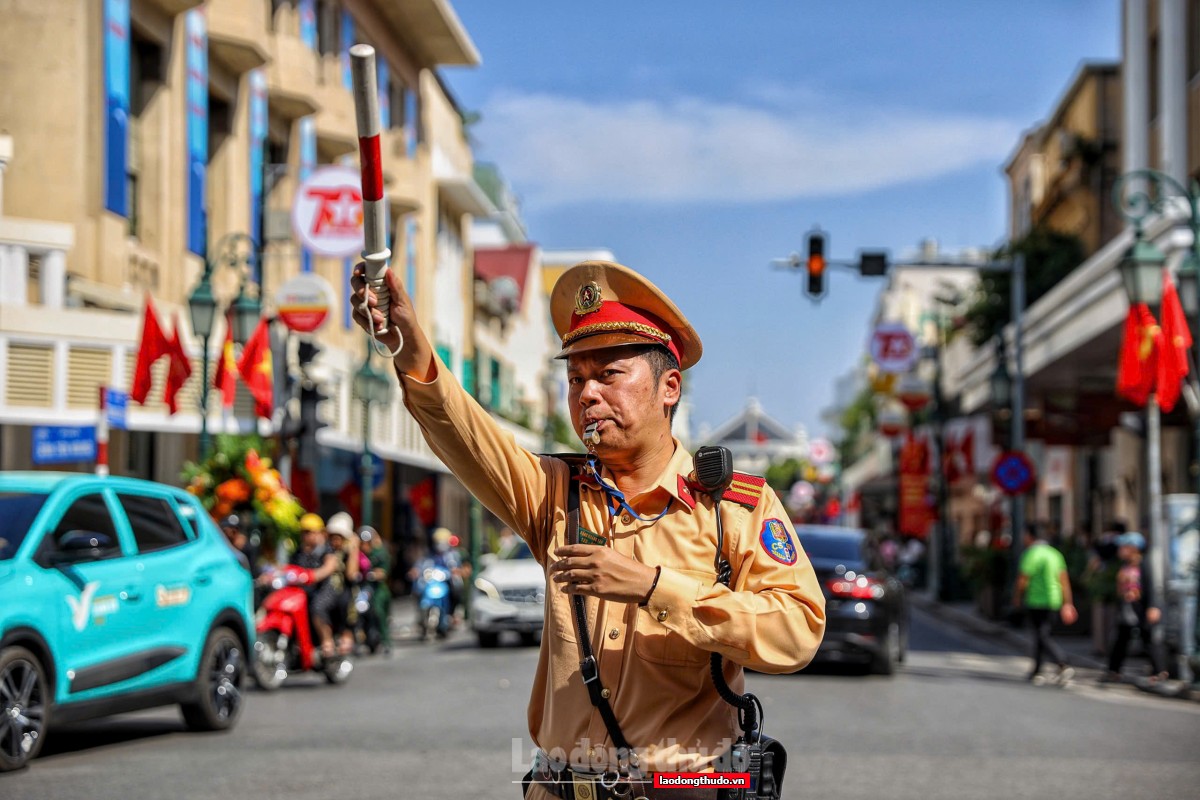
[564,301,680,363]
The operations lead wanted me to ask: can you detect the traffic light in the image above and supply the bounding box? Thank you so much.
[294,339,329,470]
[859,251,889,277]
[805,231,826,298]
[296,382,330,470]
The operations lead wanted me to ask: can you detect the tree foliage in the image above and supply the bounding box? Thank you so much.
[963,226,1086,346]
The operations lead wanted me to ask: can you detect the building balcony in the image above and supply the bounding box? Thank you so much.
[383,130,423,214]
[267,32,319,120]
[314,57,357,159]
[207,0,270,75]
[141,0,203,16]
[432,145,494,217]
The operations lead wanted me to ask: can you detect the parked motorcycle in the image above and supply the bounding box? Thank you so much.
[413,561,453,641]
[252,565,353,689]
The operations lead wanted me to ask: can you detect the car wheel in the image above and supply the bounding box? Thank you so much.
[871,622,900,676]
[0,646,48,772]
[252,632,287,691]
[519,631,539,647]
[182,627,245,732]
[477,631,500,648]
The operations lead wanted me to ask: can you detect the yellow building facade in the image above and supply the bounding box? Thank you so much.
[0,0,489,538]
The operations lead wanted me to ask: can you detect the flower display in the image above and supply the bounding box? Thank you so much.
[183,435,306,554]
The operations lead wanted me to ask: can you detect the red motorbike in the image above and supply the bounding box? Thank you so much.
[252,565,353,689]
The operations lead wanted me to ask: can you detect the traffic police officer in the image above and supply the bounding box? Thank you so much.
[351,260,825,799]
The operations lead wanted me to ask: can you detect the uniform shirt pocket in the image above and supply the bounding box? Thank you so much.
[632,569,711,667]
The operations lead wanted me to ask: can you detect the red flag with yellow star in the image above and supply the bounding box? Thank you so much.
[212,316,237,409]
[1158,274,1192,412]
[1116,303,1159,406]
[131,294,170,404]
[162,313,193,415]
[237,318,273,419]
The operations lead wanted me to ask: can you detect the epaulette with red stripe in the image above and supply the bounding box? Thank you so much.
[720,472,766,509]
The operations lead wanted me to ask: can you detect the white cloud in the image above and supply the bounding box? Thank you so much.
[475,90,1021,208]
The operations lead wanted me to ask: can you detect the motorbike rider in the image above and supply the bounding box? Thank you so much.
[359,525,392,653]
[408,527,464,629]
[280,512,341,660]
[220,513,259,577]
[325,511,361,656]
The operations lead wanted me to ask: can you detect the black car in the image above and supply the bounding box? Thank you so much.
[797,525,908,675]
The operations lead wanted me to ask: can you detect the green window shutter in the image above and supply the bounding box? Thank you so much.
[436,344,454,375]
[462,358,475,398]
[490,359,502,412]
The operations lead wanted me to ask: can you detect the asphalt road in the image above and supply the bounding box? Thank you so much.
[7,608,1200,800]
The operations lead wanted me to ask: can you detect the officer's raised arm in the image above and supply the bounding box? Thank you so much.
[348,261,553,549]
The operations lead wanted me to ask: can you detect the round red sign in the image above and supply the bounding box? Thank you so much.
[275,274,335,334]
[290,165,364,258]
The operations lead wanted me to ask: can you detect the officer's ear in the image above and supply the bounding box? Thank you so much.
[659,368,682,408]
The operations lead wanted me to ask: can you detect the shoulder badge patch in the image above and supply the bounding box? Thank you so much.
[676,475,696,509]
[721,472,766,509]
[760,518,798,565]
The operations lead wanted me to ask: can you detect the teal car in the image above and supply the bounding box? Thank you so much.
[0,473,254,772]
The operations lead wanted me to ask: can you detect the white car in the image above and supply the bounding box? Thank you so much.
[471,540,545,647]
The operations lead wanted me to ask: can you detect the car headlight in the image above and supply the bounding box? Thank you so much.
[474,577,500,601]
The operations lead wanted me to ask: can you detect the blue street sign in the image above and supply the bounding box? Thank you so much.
[106,388,128,430]
[991,451,1036,496]
[365,452,385,491]
[32,426,97,465]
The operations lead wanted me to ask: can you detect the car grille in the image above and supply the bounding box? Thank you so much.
[500,587,544,604]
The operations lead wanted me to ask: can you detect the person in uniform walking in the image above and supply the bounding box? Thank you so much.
[351,259,825,798]
[1014,523,1078,685]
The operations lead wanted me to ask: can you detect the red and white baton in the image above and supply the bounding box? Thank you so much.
[349,44,399,346]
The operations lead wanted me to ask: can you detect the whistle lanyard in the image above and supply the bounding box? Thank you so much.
[585,455,673,524]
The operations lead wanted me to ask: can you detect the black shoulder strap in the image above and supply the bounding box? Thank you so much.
[564,461,635,760]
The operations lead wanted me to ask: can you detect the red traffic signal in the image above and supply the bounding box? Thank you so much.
[806,232,826,297]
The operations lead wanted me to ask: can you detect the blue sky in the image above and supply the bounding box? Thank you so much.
[442,1,1120,440]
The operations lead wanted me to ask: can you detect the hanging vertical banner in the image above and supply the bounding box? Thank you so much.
[405,217,417,301]
[185,9,208,256]
[898,432,932,539]
[299,116,316,273]
[378,59,391,130]
[404,83,418,157]
[340,10,355,90]
[103,0,130,216]
[299,0,317,48]
[248,68,267,278]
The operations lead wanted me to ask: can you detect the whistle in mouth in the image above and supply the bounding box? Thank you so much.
[583,422,601,449]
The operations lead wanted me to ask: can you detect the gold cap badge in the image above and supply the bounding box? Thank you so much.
[575,281,603,316]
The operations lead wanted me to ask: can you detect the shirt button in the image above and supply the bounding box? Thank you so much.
[608,628,619,640]
[601,688,612,699]
[621,512,633,525]
[657,610,669,622]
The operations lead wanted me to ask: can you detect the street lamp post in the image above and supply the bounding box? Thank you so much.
[187,232,261,460]
[1113,168,1200,682]
[353,343,391,529]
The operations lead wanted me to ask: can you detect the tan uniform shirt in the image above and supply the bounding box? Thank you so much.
[401,360,825,773]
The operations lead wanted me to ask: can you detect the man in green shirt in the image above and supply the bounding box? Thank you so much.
[1014,524,1078,685]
